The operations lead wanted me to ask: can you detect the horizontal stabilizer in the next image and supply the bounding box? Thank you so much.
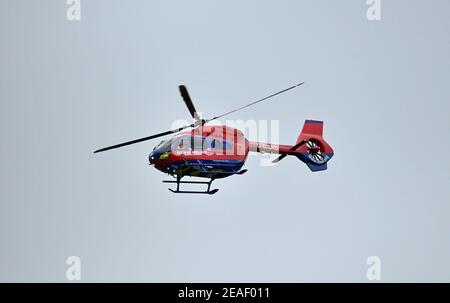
[306,162,327,172]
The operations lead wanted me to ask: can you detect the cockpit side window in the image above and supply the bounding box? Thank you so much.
[191,136,204,150]
[172,136,190,151]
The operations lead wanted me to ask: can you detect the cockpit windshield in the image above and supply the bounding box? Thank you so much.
[153,139,173,153]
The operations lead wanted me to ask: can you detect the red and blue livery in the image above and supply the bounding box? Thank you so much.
[95,83,334,194]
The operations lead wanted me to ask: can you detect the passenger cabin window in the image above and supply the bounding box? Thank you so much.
[172,136,233,153]
[204,137,233,152]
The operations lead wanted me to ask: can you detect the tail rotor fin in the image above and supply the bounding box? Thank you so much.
[295,120,333,172]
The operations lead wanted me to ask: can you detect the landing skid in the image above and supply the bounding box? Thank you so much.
[163,177,219,195]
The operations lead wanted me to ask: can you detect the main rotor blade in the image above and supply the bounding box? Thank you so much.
[95,82,304,154]
[179,85,200,120]
[206,82,304,123]
[93,124,194,153]
[272,140,306,163]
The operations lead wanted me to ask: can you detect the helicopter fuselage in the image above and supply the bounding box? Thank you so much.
[148,125,249,179]
[148,120,334,180]
[94,83,333,194]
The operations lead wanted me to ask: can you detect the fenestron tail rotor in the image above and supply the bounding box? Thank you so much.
[94,82,304,153]
[306,139,326,164]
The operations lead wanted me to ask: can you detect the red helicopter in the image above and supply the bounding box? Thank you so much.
[94,83,334,194]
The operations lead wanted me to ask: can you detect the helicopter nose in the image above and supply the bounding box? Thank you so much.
[149,152,156,165]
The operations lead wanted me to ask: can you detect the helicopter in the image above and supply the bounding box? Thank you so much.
[94,83,334,194]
